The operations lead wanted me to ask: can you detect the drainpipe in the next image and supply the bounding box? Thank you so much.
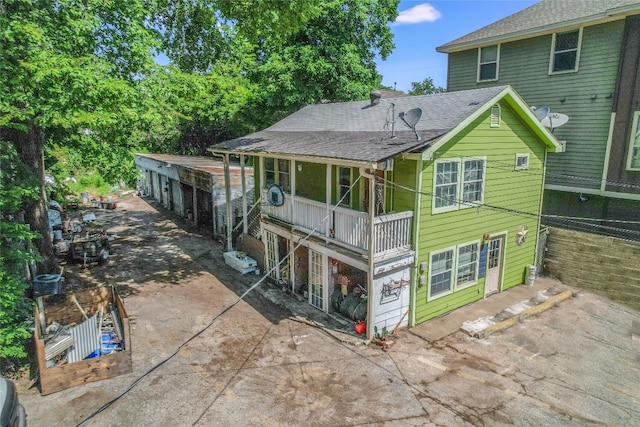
[224,153,233,252]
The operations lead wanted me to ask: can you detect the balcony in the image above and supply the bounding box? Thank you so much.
[261,188,413,258]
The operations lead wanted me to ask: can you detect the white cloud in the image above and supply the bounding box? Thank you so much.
[395,3,442,24]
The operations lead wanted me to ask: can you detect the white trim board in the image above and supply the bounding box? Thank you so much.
[545,184,640,201]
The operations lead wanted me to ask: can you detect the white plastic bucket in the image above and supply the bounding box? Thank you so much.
[526,265,537,285]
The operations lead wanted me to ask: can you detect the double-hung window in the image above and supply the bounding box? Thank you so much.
[456,242,479,288]
[477,45,499,81]
[628,111,640,170]
[264,157,291,192]
[462,159,484,204]
[337,167,352,207]
[434,160,460,212]
[433,158,485,213]
[550,29,581,73]
[278,159,290,192]
[429,248,454,298]
[428,241,480,299]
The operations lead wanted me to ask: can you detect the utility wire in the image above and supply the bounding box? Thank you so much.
[383,178,640,238]
[441,155,640,191]
[75,173,364,426]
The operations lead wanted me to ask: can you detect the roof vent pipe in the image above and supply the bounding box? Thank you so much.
[370,90,382,106]
[391,103,396,138]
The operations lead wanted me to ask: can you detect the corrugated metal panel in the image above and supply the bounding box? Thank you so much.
[67,314,99,363]
[45,334,75,361]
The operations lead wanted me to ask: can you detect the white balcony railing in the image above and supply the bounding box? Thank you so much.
[261,188,413,258]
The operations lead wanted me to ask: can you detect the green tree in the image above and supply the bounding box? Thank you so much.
[247,0,400,127]
[0,141,39,363]
[408,77,446,96]
[0,0,157,272]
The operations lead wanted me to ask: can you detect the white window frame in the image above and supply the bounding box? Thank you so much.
[477,44,500,82]
[549,28,582,75]
[432,157,486,214]
[515,153,530,170]
[626,111,640,171]
[455,240,480,290]
[432,159,461,214]
[428,246,455,300]
[461,157,486,209]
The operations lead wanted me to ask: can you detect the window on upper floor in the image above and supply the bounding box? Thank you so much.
[264,157,291,192]
[265,157,276,185]
[627,111,640,170]
[337,166,352,207]
[477,45,499,82]
[550,29,582,74]
[433,157,486,214]
[278,159,290,192]
[515,153,529,170]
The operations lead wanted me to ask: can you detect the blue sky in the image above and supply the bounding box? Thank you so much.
[377,0,538,92]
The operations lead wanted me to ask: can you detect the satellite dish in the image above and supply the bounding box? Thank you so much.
[531,106,550,121]
[399,108,422,140]
[541,112,569,130]
[266,184,284,207]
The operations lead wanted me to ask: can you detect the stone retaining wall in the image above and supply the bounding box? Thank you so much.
[544,227,640,311]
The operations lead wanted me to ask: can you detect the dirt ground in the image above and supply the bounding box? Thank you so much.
[59,194,290,322]
[17,194,640,426]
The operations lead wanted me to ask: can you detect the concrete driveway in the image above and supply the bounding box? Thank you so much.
[20,196,640,426]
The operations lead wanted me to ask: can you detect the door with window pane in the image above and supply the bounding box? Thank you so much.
[486,237,503,295]
[309,250,325,310]
[265,231,278,280]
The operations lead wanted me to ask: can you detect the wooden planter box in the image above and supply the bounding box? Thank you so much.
[34,286,132,395]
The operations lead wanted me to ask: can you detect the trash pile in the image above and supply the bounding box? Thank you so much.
[41,299,125,368]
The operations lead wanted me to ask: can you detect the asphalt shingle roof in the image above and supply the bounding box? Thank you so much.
[437,0,640,53]
[212,86,508,163]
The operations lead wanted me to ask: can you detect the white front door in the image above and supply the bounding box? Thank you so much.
[309,250,326,311]
[486,236,503,295]
[265,231,278,280]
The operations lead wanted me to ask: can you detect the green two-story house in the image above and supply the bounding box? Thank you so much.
[210,86,560,335]
[437,0,640,238]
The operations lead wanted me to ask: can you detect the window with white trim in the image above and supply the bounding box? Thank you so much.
[428,241,480,299]
[550,29,581,73]
[434,160,460,212]
[462,159,485,204]
[628,112,640,170]
[456,242,479,288]
[433,158,486,213]
[264,157,291,192]
[515,153,529,170]
[429,247,454,298]
[478,45,499,81]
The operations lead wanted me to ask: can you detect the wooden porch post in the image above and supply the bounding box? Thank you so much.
[240,155,248,235]
[367,169,376,340]
[224,154,233,252]
[192,176,198,228]
[326,163,331,240]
